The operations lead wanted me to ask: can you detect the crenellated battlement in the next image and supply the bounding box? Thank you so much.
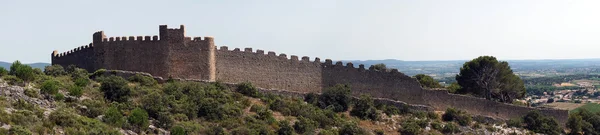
[53,43,94,58]
[214,45,405,75]
[100,35,160,42]
[217,46,326,64]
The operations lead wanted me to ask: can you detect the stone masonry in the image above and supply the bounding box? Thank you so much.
[51,25,568,124]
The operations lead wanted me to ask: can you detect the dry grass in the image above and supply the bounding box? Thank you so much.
[544,102,585,110]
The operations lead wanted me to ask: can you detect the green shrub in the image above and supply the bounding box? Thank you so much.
[49,108,79,127]
[12,99,36,110]
[507,118,522,128]
[442,122,460,134]
[128,108,150,132]
[156,112,174,129]
[10,61,35,83]
[98,75,131,102]
[427,111,440,120]
[294,116,318,134]
[80,99,106,118]
[318,84,352,112]
[8,125,32,135]
[3,75,23,85]
[54,93,65,101]
[416,119,429,128]
[318,128,338,135]
[399,119,422,135]
[431,121,443,131]
[74,77,90,87]
[350,95,379,120]
[0,67,8,77]
[304,93,319,105]
[413,111,427,119]
[70,68,89,80]
[68,86,83,97]
[523,110,562,135]
[278,120,294,135]
[140,91,170,119]
[10,110,39,126]
[44,65,67,76]
[103,106,125,127]
[170,126,186,135]
[40,80,60,95]
[382,105,399,116]
[236,82,259,97]
[33,68,43,75]
[250,104,266,113]
[339,122,367,135]
[128,74,157,86]
[206,125,227,134]
[24,88,39,98]
[442,107,472,126]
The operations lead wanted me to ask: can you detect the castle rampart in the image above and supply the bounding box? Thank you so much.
[51,25,568,124]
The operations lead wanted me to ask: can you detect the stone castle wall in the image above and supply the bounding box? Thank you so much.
[51,25,568,124]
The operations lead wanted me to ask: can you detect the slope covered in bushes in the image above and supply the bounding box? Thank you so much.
[0,63,564,134]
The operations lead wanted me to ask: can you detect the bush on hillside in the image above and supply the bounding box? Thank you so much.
[40,80,60,95]
[128,74,157,86]
[68,85,83,98]
[0,67,8,77]
[523,110,562,135]
[128,108,150,132]
[442,107,472,126]
[350,95,379,120]
[339,122,367,135]
[400,119,422,135]
[318,84,352,112]
[54,93,65,101]
[8,125,32,135]
[80,99,106,118]
[65,65,77,74]
[44,64,67,76]
[507,118,522,128]
[10,61,35,83]
[277,120,294,135]
[442,122,460,134]
[49,108,79,127]
[103,106,125,127]
[304,93,319,105]
[70,68,89,80]
[24,88,39,98]
[98,75,131,102]
[236,82,259,97]
[568,113,583,135]
[3,75,23,85]
[294,116,318,134]
[74,77,90,87]
[170,126,186,135]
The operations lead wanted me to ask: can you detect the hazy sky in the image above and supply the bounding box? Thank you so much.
[1,0,600,63]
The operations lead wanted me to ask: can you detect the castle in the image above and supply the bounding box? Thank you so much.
[51,25,568,124]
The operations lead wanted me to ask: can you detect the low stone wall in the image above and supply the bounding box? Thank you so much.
[423,89,568,124]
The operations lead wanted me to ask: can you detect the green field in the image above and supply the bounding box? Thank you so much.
[571,103,600,113]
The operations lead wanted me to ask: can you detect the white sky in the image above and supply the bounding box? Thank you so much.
[1,0,600,63]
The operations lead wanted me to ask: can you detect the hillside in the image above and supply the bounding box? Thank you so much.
[0,64,564,135]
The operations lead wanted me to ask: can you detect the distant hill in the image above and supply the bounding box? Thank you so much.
[344,58,600,80]
[0,61,50,70]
